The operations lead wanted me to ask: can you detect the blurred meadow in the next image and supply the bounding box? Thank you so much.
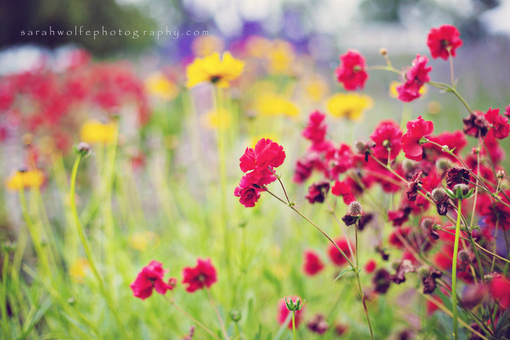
[1,1,510,339]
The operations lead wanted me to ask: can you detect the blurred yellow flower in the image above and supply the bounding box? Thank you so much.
[256,93,299,117]
[80,120,116,144]
[191,36,224,57]
[304,75,329,102]
[186,52,245,88]
[389,81,428,98]
[145,72,179,101]
[202,109,231,130]
[327,93,373,121]
[245,36,272,58]
[5,169,44,191]
[70,258,89,283]
[266,40,295,74]
[128,231,159,252]
[428,101,442,114]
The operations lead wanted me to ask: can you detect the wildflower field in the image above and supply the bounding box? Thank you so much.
[1,22,510,340]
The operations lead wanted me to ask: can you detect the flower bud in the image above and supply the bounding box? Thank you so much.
[67,297,76,306]
[417,266,430,280]
[402,159,416,173]
[497,170,505,179]
[420,218,434,230]
[230,309,242,322]
[347,201,363,216]
[431,188,448,203]
[168,277,177,289]
[458,250,470,262]
[355,139,367,153]
[435,158,449,171]
[379,48,388,56]
[76,142,91,157]
[2,241,16,253]
[453,183,470,197]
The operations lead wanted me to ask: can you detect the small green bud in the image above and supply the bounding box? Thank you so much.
[230,309,242,322]
[417,266,430,280]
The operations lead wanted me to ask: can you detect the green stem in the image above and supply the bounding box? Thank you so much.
[69,154,130,339]
[292,311,297,340]
[1,251,10,336]
[428,81,472,114]
[451,199,462,340]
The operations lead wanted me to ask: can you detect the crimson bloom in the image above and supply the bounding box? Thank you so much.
[277,296,305,329]
[370,120,402,160]
[327,237,354,266]
[396,55,432,102]
[302,250,325,276]
[302,111,327,144]
[427,25,463,60]
[331,180,356,204]
[401,116,434,161]
[305,181,330,204]
[492,276,510,310]
[130,260,176,300]
[234,176,262,208]
[239,138,286,174]
[364,259,377,274]
[485,107,510,140]
[181,258,217,293]
[335,50,369,91]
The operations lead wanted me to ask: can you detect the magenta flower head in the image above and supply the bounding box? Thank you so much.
[427,24,463,60]
[130,260,176,300]
[335,50,369,91]
[182,257,217,293]
[401,116,434,161]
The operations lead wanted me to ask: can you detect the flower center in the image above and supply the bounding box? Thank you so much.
[210,75,221,83]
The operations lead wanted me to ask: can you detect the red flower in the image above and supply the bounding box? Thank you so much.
[130,260,175,300]
[327,237,354,266]
[331,180,356,204]
[396,55,432,102]
[427,25,463,60]
[277,296,305,329]
[364,259,377,274]
[335,50,369,91]
[326,143,353,179]
[239,138,286,174]
[485,107,510,140]
[302,111,327,144]
[463,110,489,138]
[401,116,434,161]
[234,176,262,208]
[181,258,218,293]
[302,250,325,276]
[492,276,510,310]
[369,120,402,160]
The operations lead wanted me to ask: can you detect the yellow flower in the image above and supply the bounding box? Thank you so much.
[389,81,428,98]
[145,72,179,101]
[70,258,89,283]
[5,169,44,191]
[128,231,159,252]
[256,93,299,117]
[79,120,116,144]
[191,36,224,57]
[304,75,329,102]
[266,40,295,74]
[327,93,373,121]
[202,109,231,130]
[186,52,245,88]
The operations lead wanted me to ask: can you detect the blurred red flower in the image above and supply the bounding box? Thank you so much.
[327,237,354,266]
[130,260,175,300]
[302,250,325,276]
[182,258,218,293]
[335,50,369,91]
[277,296,305,329]
[427,25,463,60]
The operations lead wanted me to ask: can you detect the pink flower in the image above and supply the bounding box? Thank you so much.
[182,258,218,293]
[239,138,286,173]
[369,120,403,160]
[401,116,434,161]
[396,55,432,102]
[427,25,463,60]
[234,176,262,208]
[277,296,305,329]
[130,261,175,300]
[302,250,325,276]
[302,111,327,144]
[485,107,510,140]
[335,50,369,91]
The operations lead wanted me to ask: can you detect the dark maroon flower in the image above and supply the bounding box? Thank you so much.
[390,259,416,284]
[446,166,470,188]
[422,267,442,294]
[406,171,423,201]
[372,268,392,294]
[463,111,489,138]
[307,314,328,335]
[181,258,218,293]
[358,213,373,231]
[305,181,330,204]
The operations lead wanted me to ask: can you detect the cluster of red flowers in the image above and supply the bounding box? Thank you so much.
[0,49,150,152]
[130,258,217,300]
[234,138,286,207]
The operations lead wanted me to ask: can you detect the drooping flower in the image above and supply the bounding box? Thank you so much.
[372,268,392,294]
[396,55,432,102]
[277,296,305,329]
[401,116,434,161]
[370,120,402,160]
[427,25,463,60]
[406,171,423,201]
[234,176,262,208]
[305,181,330,204]
[327,237,354,266]
[5,168,45,191]
[327,93,373,121]
[485,107,510,140]
[130,260,175,300]
[79,120,117,144]
[463,110,489,138]
[186,52,245,88]
[302,250,325,276]
[181,258,218,293]
[335,50,369,91]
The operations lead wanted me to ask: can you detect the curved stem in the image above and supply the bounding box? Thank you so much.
[451,199,462,340]
[428,81,472,114]
[69,154,130,339]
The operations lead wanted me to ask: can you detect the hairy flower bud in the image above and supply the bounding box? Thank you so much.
[230,309,242,322]
[76,142,91,157]
[453,183,470,197]
[421,218,434,230]
[497,170,505,179]
[347,201,363,216]
[431,188,448,203]
[435,158,449,171]
[355,139,367,153]
[458,250,470,262]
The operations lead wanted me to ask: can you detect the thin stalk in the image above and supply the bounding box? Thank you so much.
[292,311,297,340]
[206,289,229,340]
[1,252,10,336]
[69,154,130,339]
[326,200,355,264]
[451,199,462,340]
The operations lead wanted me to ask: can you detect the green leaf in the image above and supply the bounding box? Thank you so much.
[334,267,354,282]
[17,298,53,340]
